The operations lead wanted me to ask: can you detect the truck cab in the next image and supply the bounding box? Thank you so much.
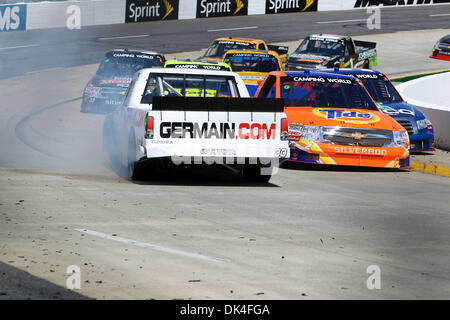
[286,34,377,71]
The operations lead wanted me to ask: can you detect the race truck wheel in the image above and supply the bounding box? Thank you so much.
[242,164,272,183]
[127,132,144,181]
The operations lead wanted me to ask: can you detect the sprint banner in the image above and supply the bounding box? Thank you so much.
[196,0,248,18]
[265,0,318,14]
[125,0,179,23]
[0,4,27,32]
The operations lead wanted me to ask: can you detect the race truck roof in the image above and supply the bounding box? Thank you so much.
[137,67,242,77]
[97,50,166,75]
[164,59,232,71]
[201,37,267,60]
[110,48,162,56]
[309,34,347,40]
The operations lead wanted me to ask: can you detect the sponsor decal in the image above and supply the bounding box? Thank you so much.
[354,73,379,79]
[266,0,317,14]
[217,40,253,46]
[0,4,26,32]
[288,122,304,140]
[240,75,266,80]
[291,76,353,84]
[312,108,381,124]
[378,105,415,116]
[201,148,236,155]
[334,146,388,156]
[197,0,248,18]
[228,53,272,58]
[105,100,123,105]
[159,122,276,140]
[112,53,157,60]
[309,35,340,42]
[167,64,228,70]
[126,0,178,23]
[354,0,448,8]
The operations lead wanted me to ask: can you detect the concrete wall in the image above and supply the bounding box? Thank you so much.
[26,0,125,30]
[3,0,449,32]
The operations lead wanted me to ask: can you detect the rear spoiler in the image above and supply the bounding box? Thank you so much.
[152,97,284,113]
[267,45,289,56]
[354,40,376,49]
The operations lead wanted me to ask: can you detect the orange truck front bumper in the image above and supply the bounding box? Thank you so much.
[290,141,410,168]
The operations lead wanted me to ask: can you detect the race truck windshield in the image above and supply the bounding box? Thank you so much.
[141,73,239,103]
[204,41,257,58]
[295,37,344,57]
[97,54,164,78]
[279,76,378,110]
[355,74,404,103]
[224,53,280,72]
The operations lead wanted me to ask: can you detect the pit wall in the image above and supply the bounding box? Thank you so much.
[1,0,449,32]
[396,72,450,151]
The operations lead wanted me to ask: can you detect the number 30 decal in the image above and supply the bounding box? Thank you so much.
[275,148,289,157]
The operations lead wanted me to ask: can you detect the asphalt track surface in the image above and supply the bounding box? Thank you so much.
[0,6,450,300]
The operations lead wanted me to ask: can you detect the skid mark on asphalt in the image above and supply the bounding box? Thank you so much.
[74,228,227,263]
[14,97,81,161]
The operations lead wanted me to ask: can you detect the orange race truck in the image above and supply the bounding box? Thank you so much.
[255,71,410,168]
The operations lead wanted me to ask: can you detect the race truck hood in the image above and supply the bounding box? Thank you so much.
[236,71,268,85]
[284,107,403,131]
[199,57,223,63]
[377,102,425,119]
[91,75,132,88]
[288,53,337,67]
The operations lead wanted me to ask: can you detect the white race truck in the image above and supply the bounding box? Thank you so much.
[103,68,289,182]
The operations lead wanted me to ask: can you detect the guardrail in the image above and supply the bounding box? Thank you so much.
[2,0,449,32]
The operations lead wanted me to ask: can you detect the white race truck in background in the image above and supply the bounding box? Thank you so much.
[103,68,289,182]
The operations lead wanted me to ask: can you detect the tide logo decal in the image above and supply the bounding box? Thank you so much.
[312,108,380,125]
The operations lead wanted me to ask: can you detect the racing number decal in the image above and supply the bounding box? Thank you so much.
[275,148,288,157]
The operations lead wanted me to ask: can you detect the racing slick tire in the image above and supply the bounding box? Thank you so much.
[242,164,272,183]
[127,131,144,181]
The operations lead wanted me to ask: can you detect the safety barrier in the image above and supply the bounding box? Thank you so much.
[396,72,450,151]
[3,0,449,32]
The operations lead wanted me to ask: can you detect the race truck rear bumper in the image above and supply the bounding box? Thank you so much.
[289,141,410,169]
[141,138,290,167]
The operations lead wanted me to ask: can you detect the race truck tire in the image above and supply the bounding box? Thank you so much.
[127,131,144,181]
[242,164,272,183]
